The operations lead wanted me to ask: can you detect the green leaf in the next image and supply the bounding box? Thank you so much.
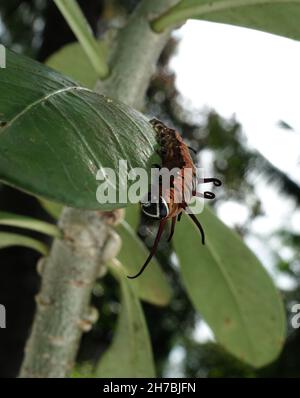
[0,211,61,237]
[53,0,109,78]
[71,363,95,378]
[0,49,158,210]
[124,203,140,231]
[38,198,63,220]
[117,219,172,306]
[152,0,300,42]
[46,41,107,88]
[0,232,48,255]
[96,262,155,378]
[174,206,286,368]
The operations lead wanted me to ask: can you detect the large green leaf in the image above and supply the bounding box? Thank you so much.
[0,49,158,209]
[96,262,155,378]
[152,0,300,42]
[174,206,286,368]
[0,232,48,255]
[117,219,172,306]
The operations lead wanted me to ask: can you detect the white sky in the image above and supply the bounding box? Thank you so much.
[170,20,300,343]
[171,20,300,180]
[171,20,300,283]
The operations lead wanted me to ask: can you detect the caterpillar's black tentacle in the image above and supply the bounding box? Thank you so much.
[198,177,222,187]
[188,146,197,154]
[167,216,177,242]
[185,208,205,245]
[193,191,216,200]
[127,219,168,279]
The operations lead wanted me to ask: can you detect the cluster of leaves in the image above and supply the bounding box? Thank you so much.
[2,0,300,378]
[0,43,286,375]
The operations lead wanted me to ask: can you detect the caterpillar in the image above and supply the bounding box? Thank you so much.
[127,118,222,279]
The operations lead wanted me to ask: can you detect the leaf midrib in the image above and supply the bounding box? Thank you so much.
[0,86,92,135]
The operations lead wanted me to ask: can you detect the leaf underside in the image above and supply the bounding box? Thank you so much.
[154,1,300,42]
[174,206,286,368]
[96,263,156,378]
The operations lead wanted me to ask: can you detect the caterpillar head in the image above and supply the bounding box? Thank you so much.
[141,192,169,220]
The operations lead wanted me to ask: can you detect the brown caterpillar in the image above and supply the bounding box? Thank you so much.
[127,118,221,279]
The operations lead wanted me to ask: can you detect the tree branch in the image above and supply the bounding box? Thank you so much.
[19,209,122,378]
[19,0,179,378]
[96,0,180,109]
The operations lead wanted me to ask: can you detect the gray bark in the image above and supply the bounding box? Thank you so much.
[95,0,179,108]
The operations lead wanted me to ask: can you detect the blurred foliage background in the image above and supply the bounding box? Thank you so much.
[0,0,300,378]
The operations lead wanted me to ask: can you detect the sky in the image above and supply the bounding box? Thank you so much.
[171,20,300,180]
[167,20,300,349]
[171,20,300,284]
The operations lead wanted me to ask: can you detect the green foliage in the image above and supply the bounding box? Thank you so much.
[0,210,56,256]
[71,362,95,378]
[96,262,156,378]
[183,340,256,378]
[174,207,286,367]
[0,211,61,237]
[38,198,63,219]
[0,49,158,209]
[0,232,48,255]
[53,0,109,78]
[152,0,300,43]
[0,1,292,376]
[46,41,107,88]
[123,203,140,231]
